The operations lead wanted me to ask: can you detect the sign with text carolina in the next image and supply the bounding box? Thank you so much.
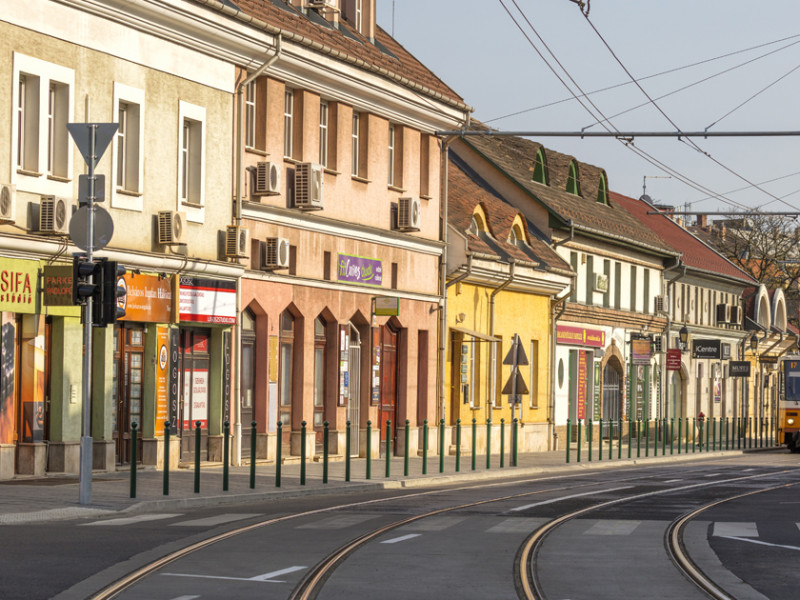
[692,339,721,359]
[337,253,382,287]
[556,325,605,348]
[179,277,236,325]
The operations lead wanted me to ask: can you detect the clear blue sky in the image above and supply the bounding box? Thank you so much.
[376,0,800,218]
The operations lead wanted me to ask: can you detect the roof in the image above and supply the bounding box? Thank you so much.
[460,129,675,256]
[612,191,756,286]
[192,0,466,109]
[448,153,572,274]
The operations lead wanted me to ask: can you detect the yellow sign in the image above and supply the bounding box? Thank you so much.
[0,258,38,314]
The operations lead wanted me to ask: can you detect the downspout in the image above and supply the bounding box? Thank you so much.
[489,261,515,411]
[549,275,575,450]
[446,253,473,289]
[663,260,685,422]
[552,220,575,248]
[438,136,456,428]
[232,37,281,467]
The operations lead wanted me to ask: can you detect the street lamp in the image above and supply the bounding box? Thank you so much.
[679,324,689,351]
[750,334,759,352]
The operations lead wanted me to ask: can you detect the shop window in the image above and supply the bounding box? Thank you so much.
[313,317,327,443]
[279,311,294,437]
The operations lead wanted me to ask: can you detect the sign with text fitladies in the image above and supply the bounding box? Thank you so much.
[337,253,383,287]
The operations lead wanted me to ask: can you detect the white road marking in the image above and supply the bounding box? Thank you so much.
[169,596,201,600]
[162,566,306,583]
[170,513,262,527]
[509,486,633,512]
[585,520,641,536]
[664,479,682,483]
[297,514,377,529]
[720,536,800,551]
[81,514,182,526]
[403,516,466,531]
[704,473,720,477]
[714,522,758,538]
[381,533,421,544]
[486,518,548,534]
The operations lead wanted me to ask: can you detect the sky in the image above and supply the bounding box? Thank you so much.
[375,0,800,220]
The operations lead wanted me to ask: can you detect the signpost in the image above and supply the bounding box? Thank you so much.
[502,333,528,467]
[67,122,118,506]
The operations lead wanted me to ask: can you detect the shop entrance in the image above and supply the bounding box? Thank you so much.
[114,324,145,464]
[179,329,210,461]
[347,323,361,457]
[602,357,623,437]
[240,310,256,459]
[379,324,398,454]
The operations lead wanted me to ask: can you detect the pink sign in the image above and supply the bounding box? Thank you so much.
[556,325,605,348]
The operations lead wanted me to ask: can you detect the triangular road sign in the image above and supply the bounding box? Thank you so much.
[67,123,119,170]
[503,337,529,366]
[501,367,529,395]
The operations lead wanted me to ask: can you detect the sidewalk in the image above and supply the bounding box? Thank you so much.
[0,445,774,525]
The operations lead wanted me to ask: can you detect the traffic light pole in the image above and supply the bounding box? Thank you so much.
[79,126,98,506]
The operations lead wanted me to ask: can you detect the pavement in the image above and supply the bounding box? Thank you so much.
[0,443,774,525]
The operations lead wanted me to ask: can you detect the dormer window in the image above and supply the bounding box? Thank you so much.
[468,216,480,236]
[532,148,547,185]
[508,219,526,248]
[468,209,488,237]
[597,172,608,205]
[566,160,581,196]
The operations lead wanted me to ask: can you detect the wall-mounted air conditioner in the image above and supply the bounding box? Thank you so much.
[39,196,71,234]
[225,225,249,258]
[157,211,187,245]
[254,161,281,195]
[729,305,742,325]
[261,237,290,270]
[0,184,16,223]
[294,163,324,210]
[397,197,421,232]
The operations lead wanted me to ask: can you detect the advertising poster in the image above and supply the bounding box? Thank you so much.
[155,327,169,431]
[223,331,231,422]
[577,349,587,420]
[337,253,383,287]
[0,314,16,445]
[168,328,180,433]
[179,277,237,324]
[338,325,349,406]
[183,368,208,429]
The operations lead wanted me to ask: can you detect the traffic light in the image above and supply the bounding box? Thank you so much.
[72,255,99,305]
[93,261,127,326]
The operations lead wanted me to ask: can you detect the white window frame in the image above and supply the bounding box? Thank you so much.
[245,80,256,150]
[351,111,360,177]
[387,123,395,187]
[11,53,74,196]
[355,0,363,33]
[319,100,329,168]
[283,88,294,159]
[111,82,145,211]
[177,100,206,223]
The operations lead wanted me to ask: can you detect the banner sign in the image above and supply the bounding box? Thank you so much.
[730,361,751,377]
[692,339,721,359]
[179,277,236,324]
[666,349,682,371]
[374,296,399,316]
[337,253,383,287]
[631,339,652,365]
[155,327,169,430]
[556,325,605,348]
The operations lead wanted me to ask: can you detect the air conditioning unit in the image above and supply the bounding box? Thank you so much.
[654,295,666,314]
[729,305,742,325]
[39,196,71,234]
[397,197,421,232]
[294,163,324,210]
[157,211,187,245]
[254,161,281,195]
[0,184,16,223]
[225,225,249,258]
[261,237,290,270]
[715,303,730,324]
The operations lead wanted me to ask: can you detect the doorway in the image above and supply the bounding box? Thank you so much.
[240,309,256,459]
[178,329,210,461]
[602,357,622,437]
[114,324,145,464]
[379,324,398,454]
[347,323,361,456]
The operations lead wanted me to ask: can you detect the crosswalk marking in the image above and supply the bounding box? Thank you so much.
[719,536,800,552]
[585,520,641,536]
[404,516,466,531]
[486,518,548,534]
[82,513,182,526]
[381,534,421,544]
[297,514,378,530]
[169,513,262,527]
[713,522,758,538]
[510,486,633,512]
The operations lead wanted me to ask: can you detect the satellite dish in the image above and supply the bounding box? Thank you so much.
[640,194,653,204]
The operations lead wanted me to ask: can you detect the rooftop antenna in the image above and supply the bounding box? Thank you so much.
[641,175,672,203]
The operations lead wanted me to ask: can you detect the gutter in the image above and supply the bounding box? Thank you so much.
[552,220,574,248]
[446,253,473,289]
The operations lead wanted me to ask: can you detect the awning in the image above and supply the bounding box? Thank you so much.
[451,326,500,342]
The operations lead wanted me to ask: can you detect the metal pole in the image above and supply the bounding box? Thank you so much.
[404,419,410,477]
[163,421,170,496]
[276,421,282,488]
[250,421,256,489]
[439,418,445,473]
[194,421,201,493]
[566,418,571,463]
[300,421,306,486]
[577,419,582,463]
[345,420,351,482]
[587,419,592,462]
[366,420,372,480]
[598,419,603,462]
[486,418,492,469]
[500,418,505,468]
[456,419,462,472]
[386,420,391,478]
[512,418,518,467]
[323,421,329,484]
[422,419,428,475]
[471,418,477,471]
[129,422,137,499]
[223,420,230,492]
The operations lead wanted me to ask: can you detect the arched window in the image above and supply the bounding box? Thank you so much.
[532,148,547,184]
[313,316,328,451]
[566,161,581,196]
[508,218,526,247]
[597,172,608,205]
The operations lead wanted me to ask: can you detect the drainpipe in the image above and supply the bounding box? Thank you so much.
[232,37,281,467]
[489,261,516,410]
[438,136,456,428]
[549,276,575,450]
[552,220,575,248]
[663,260,685,422]
[446,253,473,289]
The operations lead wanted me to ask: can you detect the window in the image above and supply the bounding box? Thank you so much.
[569,252,578,302]
[603,259,611,308]
[597,172,608,204]
[420,133,431,197]
[177,100,206,222]
[387,123,395,187]
[614,262,621,310]
[245,80,257,150]
[319,100,329,167]
[313,318,327,439]
[532,148,547,184]
[279,311,295,443]
[355,0,363,33]
[585,255,594,305]
[351,111,368,179]
[112,83,144,210]
[388,123,403,188]
[12,53,74,195]
[351,111,360,176]
[630,265,637,311]
[566,160,581,195]
[643,268,650,314]
[284,89,294,159]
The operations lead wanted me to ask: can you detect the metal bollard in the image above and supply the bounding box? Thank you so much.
[323,421,329,484]
[513,418,519,467]
[386,420,391,478]
[130,421,138,499]
[300,421,307,486]
[366,420,372,480]
[500,418,505,468]
[404,419,410,477]
[422,419,428,475]
[587,419,593,462]
[345,420,351,482]
[194,421,201,494]
[440,419,445,473]
[627,419,632,459]
[577,419,582,463]
[712,418,717,451]
[725,417,729,450]
[618,418,622,460]
[472,419,477,471]
[654,418,658,457]
[163,420,170,496]
[250,421,257,489]
[486,418,492,469]
[706,417,711,451]
[637,419,642,458]
[663,418,668,455]
[566,418,572,464]
[645,419,650,457]
[598,419,603,462]
[456,419,462,472]
[223,420,230,492]
[276,421,282,488]
[678,418,682,454]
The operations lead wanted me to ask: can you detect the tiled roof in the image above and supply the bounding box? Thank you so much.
[448,153,572,274]
[460,129,674,255]
[192,0,466,108]
[612,192,756,286]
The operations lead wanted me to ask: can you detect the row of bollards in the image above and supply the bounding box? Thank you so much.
[565,416,778,464]
[129,417,522,499]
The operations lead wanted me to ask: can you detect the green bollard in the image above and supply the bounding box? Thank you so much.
[654,418,659,457]
[678,418,682,454]
[366,420,372,480]
[706,416,710,451]
[628,419,632,459]
[386,420,391,478]
[500,418,505,468]
[456,419,462,472]
[422,419,429,475]
[513,418,519,467]
[194,421,201,494]
[637,419,642,458]
[725,417,729,450]
[250,421,257,489]
[163,420,170,496]
[440,418,445,473]
[588,419,593,462]
[576,419,582,463]
[699,418,704,452]
[618,418,622,459]
[663,418,667,455]
[598,419,603,462]
[223,421,230,492]
[404,419,410,477]
[712,418,717,451]
[486,418,492,469]
[472,418,477,471]
[691,418,696,453]
[324,421,329,484]
[130,421,138,499]
[670,418,674,455]
[300,421,307,486]
[276,421,282,488]
[645,419,650,457]
[345,420,351,482]
[566,418,572,464]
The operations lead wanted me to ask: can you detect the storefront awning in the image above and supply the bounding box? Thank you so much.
[451,326,500,342]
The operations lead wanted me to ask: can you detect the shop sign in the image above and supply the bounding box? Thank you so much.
[179,277,236,325]
[577,349,587,420]
[556,325,605,348]
[155,327,169,430]
[338,253,383,287]
[666,349,682,371]
[631,339,652,365]
[729,360,751,377]
[692,339,721,359]
[0,258,37,314]
[374,296,399,316]
[119,273,173,323]
[42,265,73,306]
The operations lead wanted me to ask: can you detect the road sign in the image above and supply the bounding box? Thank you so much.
[502,367,529,396]
[78,174,105,206]
[69,205,114,252]
[67,123,118,170]
[503,338,529,366]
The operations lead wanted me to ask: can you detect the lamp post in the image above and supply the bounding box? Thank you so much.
[750,334,759,444]
[679,324,689,351]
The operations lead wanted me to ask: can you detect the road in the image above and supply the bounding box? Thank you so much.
[3,452,798,599]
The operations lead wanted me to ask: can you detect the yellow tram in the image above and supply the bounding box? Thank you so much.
[781,357,800,451]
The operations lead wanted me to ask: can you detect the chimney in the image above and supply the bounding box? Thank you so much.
[697,214,708,230]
